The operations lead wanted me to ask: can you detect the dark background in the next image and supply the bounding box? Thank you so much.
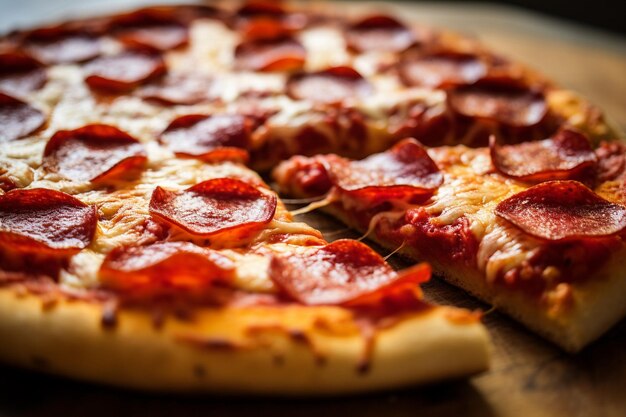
[400,0,625,36]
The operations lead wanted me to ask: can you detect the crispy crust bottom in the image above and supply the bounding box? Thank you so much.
[0,288,489,394]
[325,207,626,353]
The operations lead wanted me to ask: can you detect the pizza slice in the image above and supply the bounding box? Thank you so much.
[273,134,626,352]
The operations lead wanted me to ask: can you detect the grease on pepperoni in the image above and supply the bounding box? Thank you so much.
[325,138,443,202]
[149,178,277,241]
[495,180,626,241]
[43,124,147,182]
[0,188,96,253]
[0,93,45,142]
[398,52,486,89]
[23,27,101,64]
[346,14,415,53]
[0,51,47,96]
[286,66,372,103]
[84,52,166,92]
[269,239,430,305]
[490,129,597,183]
[159,114,250,163]
[448,77,548,128]
[100,241,235,299]
[137,73,215,105]
[234,36,306,72]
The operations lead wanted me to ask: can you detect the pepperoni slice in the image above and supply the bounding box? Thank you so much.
[149,178,277,241]
[0,188,97,253]
[84,52,166,92]
[495,181,626,241]
[346,14,415,53]
[100,241,235,300]
[236,2,307,31]
[137,73,215,105]
[42,124,147,182]
[325,138,443,202]
[24,27,101,64]
[448,78,548,128]
[234,36,306,72]
[0,93,45,142]
[286,66,372,103]
[241,17,293,41]
[490,129,597,183]
[110,10,189,52]
[159,114,250,163]
[0,51,47,96]
[398,52,487,89]
[269,239,430,305]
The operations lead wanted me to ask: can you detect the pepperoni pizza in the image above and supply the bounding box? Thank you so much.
[0,3,493,394]
[0,1,621,394]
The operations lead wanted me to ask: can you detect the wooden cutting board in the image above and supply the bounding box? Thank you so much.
[0,2,624,417]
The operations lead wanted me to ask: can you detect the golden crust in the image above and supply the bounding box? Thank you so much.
[0,288,489,394]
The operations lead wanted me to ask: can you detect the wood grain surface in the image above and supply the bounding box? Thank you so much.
[0,2,625,417]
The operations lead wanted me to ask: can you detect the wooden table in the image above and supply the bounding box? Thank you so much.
[0,2,625,417]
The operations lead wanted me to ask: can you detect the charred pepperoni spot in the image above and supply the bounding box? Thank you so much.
[149,178,277,242]
[286,66,372,104]
[84,52,166,93]
[404,208,479,265]
[0,188,96,253]
[23,27,101,64]
[137,73,215,105]
[100,241,235,300]
[346,14,415,53]
[0,51,47,96]
[398,52,486,89]
[490,129,597,184]
[326,138,443,203]
[448,78,548,128]
[0,93,45,142]
[159,114,250,163]
[234,37,306,72]
[42,124,147,182]
[495,180,626,241]
[269,239,430,305]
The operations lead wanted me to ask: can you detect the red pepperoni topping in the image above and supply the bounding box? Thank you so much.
[0,188,96,253]
[24,27,101,64]
[269,239,430,305]
[325,138,443,202]
[241,17,293,41]
[286,66,372,103]
[448,78,548,128]
[100,241,235,300]
[110,10,189,52]
[137,73,215,105]
[236,2,307,31]
[495,181,626,241]
[0,51,47,96]
[596,141,626,183]
[490,129,597,183]
[149,178,277,240]
[159,114,250,163]
[84,52,166,92]
[42,124,147,182]
[346,14,415,53]
[398,52,487,89]
[0,93,45,142]
[234,37,306,72]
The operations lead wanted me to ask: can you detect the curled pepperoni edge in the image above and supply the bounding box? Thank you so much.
[148,178,277,238]
[84,52,167,93]
[489,129,597,183]
[495,180,626,241]
[99,241,235,299]
[285,66,373,103]
[234,36,306,72]
[0,92,46,142]
[268,239,431,306]
[158,114,251,163]
[42,124,147,182]
[0,188,97,253]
